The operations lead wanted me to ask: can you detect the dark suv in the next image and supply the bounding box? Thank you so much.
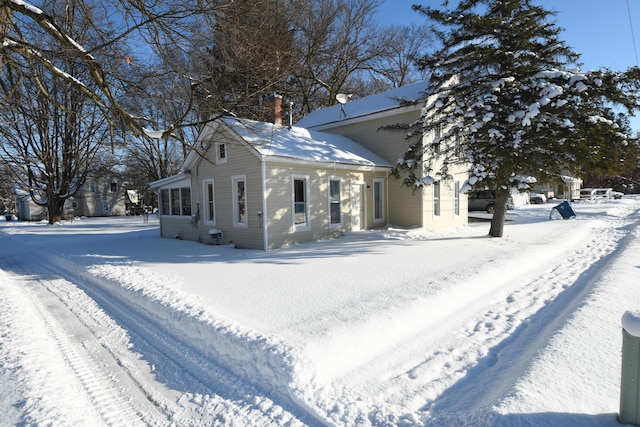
[468,190,515,213]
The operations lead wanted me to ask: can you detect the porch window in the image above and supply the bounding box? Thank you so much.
[181,187,191,216]
[433,181,441,216]
[329,179,341,226]
[232,175,247,227]
[373,179,384,222]
[203,180,215,224]
[164,187,191,216]
[292,175,309,231]
[160,189,169,215]
[171,188,180,215]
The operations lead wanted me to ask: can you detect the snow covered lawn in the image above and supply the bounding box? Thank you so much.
[1,197,640,426]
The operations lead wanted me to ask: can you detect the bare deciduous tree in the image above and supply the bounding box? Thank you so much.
[0,0,132,222]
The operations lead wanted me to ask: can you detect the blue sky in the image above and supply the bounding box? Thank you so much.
[378,0,640,130]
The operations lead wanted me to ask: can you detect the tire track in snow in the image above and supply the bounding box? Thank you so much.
[27,253,315,426]
[422,206,640,420]
[0,227,319,426]
[325,203,640,425]
[1,255,165,426]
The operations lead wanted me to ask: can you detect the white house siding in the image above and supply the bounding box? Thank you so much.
[388,179,423,227]
[14,194,47,221]
[160,216,199,241]
[308,111,427,228]
[261,164,389,250]
[73,178,126,217]
[305,112,469,232]
[421,172,469,231]
[192,129,265,249]
[315,110,422,166]
[263,163,347,249]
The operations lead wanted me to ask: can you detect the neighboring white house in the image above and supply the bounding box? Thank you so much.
[151,82,470,250]
[70,176,128,217]
[12,185,48,221]
[12,175,128,221]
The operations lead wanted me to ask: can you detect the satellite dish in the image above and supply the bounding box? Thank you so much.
[335,93,349,104]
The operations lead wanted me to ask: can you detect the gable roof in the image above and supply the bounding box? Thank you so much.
[220,117,392,168]
[296,80,429,129]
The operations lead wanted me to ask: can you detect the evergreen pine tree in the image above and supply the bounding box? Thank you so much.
[400,0,640,237]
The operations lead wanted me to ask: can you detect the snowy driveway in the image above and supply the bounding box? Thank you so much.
[2,198,640,426]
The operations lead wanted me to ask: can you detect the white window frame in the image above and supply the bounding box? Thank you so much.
[433,124,442,153]
[292,174,310,232]
[373,178,385,223]
[180,187,192,216]
[171,188,181,215]
[216,142,227,164]
[433,181,441,217]
[203,179,216,224]
[102,200,110,212]
[328,177,342,227]
[160,189,170,216]
[232,175,247,228]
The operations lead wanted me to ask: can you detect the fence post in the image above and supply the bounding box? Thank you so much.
[620,311,640,426]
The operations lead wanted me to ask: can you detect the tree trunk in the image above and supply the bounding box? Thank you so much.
[489,188,510,237]
[47,196,66,224]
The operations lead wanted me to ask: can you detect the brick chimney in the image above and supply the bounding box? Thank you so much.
[265,93,283,125]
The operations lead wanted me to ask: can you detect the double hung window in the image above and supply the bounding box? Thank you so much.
[232,175,247,227]
[292,175,309,231]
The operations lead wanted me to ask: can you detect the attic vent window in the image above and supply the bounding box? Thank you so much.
[217,142,227,163]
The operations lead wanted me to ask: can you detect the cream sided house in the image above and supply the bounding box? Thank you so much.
[297,82,469,230]
[12,176,128,221]
[150,82,469,250]
[69,175,129,217]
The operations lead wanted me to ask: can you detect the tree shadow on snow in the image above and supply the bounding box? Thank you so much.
[422,229,628,424]
[430,410,618,427]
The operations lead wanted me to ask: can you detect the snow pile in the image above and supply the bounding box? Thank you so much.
[622,311,640,337]
[2,197,640,425]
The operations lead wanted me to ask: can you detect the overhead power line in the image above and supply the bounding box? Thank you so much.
[627,0,639,66]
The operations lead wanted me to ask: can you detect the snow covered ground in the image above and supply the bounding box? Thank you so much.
[1,196,640,426]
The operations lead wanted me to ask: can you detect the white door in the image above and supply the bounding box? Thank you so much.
[350,183,363,231]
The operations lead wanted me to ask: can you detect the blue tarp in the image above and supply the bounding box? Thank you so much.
[550,200,576,219]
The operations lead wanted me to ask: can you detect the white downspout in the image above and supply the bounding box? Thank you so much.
[261,159,269,251]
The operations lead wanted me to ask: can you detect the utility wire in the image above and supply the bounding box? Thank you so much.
[627,0,639,66]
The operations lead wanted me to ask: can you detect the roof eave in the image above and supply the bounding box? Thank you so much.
[149,172,191,190]
[303,103,423,131]
[263,155,392,172]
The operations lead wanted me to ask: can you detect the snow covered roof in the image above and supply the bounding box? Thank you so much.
[149,172,191,190]
[126,190,139,204]
[296,80,429,129]
[221,117,392,168]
